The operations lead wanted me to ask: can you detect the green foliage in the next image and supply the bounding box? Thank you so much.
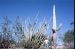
[22,34,46,49]
[63,30,74,49]
[0,39,16,48]
[64,30,74,43]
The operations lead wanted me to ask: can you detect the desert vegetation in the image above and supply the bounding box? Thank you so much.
[0,16,74,49]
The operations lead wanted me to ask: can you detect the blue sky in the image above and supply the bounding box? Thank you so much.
[0,0,74,45]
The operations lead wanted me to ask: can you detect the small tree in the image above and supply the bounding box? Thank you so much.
[64,30,74,49]
[0,16,14,48]
[13,16,25,47]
